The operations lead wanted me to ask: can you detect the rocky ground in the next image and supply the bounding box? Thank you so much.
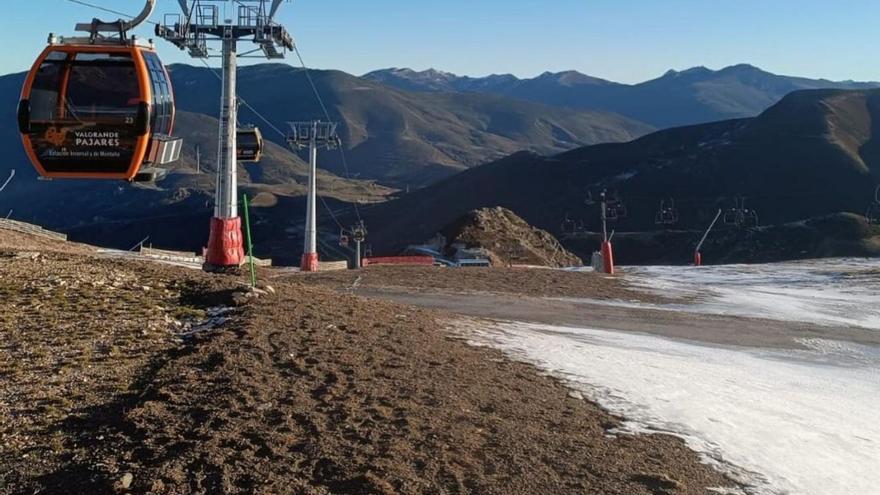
[437,207,583,268]
[1,230,736,494]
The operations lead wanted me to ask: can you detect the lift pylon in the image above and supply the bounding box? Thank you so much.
[156,0,295,272]
[351,222,367,269]
[286,121,342,272]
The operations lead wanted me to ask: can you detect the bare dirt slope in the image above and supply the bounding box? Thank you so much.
[293,264,645,300]
[441,207,583,267]
[1,233,734,494]
[0,229,93,255]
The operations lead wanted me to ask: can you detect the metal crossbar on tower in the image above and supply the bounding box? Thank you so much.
[286,121,341,272]
[350,221,367,269]
[155,0,294,272]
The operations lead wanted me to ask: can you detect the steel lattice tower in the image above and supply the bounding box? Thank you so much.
[156,0,294,271]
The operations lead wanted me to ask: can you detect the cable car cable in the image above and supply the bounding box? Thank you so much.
[293,45,363,222]
[66,0,161,26]
[205,43,366,230]
[193,56,347,232]
[195,57,286,137]
[70,0,359,228]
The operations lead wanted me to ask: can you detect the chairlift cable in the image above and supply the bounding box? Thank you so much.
[195,57,287,136]
[68,0,364,226]
[293,45,363,222]
[70,0,281,140]
[193,56,345,232]
[318,195,346,230]
[65,0,160,26]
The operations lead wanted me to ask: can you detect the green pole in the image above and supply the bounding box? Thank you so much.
[242,193,257,288]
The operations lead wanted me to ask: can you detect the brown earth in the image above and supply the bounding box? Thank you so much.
[289,264,655,301]
[440,207,583,268]
[0,231,735,494]
[0,230,94,255]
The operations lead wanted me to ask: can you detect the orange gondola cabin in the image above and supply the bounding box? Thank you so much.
[17,33,181,181]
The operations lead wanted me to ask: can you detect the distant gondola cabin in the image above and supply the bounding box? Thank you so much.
[237,126,264,163]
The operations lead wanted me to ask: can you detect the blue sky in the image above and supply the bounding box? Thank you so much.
[4,0,880,83]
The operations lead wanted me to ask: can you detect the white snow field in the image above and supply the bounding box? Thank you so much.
[470,259,880,494]
[625,258,880,329]
[466,322,880,495]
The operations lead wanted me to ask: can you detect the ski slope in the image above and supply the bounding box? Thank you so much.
[625,258,880,329]
[467,322,880,495]
[469,259,880,494]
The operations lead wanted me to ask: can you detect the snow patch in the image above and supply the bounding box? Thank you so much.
[573,258,880,329]
[463,321,880,495]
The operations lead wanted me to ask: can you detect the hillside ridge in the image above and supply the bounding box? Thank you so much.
[365,64,880,128]
[358,88,880,264]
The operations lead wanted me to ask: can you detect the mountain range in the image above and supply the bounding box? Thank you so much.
[168,64,651,186]
[0,62,648,249]
[358,88,880,262]
[3,62,880,263]
[365,64,880,128]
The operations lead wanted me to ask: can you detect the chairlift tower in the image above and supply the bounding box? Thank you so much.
[156,0,294,272]
[596,189,615,274]
[599,190,609,242]
[351,221,367,269]
[286,121,341,272]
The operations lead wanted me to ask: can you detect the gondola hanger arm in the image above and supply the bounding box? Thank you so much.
[268,0,285,21]
[177,0,191,18]
[74,0,155,37]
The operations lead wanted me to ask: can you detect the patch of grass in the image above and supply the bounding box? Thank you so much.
[169,306,207,321]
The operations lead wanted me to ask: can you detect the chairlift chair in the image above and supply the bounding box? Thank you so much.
[606,191,628,220]
[867,186,880,224]
[560,214,576,234]
[722,197,759,228]
[741,209,759,228]
[723,208,741,226]
[655,199,680,226]
[654,200,666,225]
[738,198,758,228]
[605,204,620,222]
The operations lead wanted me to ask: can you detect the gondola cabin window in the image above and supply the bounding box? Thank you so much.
[143,51,174,135]
[67,52,140,121]
[29,52,66,122]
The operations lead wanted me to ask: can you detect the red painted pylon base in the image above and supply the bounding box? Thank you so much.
[694,251,703,267]
[601,241,615,275]
[301,252,319,272]
[204,217,245,270]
